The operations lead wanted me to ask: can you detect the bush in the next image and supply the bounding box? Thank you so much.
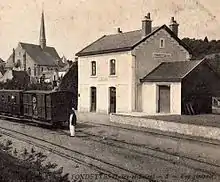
[0,139,70,182]
[26,82,53,91]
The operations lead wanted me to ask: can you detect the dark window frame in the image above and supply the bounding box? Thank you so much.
[28,67,31,75]
[34,66,37,76]
[91,61,96,76]
[110,59,116,75]
[90,86,96,112]
[160,38,165,48]
[109,86,116,113]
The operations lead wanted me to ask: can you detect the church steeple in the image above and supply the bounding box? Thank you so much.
[39,10,46,49]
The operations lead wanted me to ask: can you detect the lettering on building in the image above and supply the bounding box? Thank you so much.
[152,52,172,59]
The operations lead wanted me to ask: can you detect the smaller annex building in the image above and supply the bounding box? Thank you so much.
[140,58,220,115]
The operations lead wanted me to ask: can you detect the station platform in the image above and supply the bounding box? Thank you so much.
[76,111,220,143]
[110,113,220,141]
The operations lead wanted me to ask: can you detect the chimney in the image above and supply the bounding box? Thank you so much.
[12,48,15,64]
[142,13,152,38]
[117,27,122,33]
[169,17,179,36]
[23,51,27,71]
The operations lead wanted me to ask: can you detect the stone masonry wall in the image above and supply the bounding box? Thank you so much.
[110,114,220,141]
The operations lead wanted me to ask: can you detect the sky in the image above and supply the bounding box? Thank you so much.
[0,0,220,61]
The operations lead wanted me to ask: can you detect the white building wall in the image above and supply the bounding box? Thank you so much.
[170,82,182,114]
[142,82,181,114]
[78,86,90,112]
[142,82,157,114]
[78,51,135,114]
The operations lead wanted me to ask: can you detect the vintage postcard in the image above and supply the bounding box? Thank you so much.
[0,0,220,181]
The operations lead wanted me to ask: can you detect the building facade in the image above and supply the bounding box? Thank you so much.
[76,13,192,114]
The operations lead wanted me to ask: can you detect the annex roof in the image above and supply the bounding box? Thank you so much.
[140,60,204,82]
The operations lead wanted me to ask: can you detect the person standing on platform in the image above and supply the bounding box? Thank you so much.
[69,107,77,137]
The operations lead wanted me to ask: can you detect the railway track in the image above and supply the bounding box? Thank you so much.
[81,121,220,146]
[76,129,220,177]
[0,126,158,182]
[0,116,220,181]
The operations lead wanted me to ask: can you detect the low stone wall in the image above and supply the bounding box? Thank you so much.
[76,111,110,124]
[110,114,220,141]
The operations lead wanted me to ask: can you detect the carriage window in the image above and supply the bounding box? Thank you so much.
[11,96,16,103]
[8,96,10,102]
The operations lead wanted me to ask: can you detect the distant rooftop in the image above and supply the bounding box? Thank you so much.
[6,42,61,68]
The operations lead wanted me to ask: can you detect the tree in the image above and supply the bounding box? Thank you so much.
[204,36,209,43]
[57,61,78,109]
[182,37,220,59]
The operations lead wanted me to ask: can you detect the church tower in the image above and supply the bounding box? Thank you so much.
[39,10,46,49]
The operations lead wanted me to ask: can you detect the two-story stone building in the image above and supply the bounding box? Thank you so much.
[76,13,193,114]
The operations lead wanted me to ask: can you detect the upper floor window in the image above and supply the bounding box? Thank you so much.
[15,59,21,68]
[160,38,165,48]
[34,66,37,76]
[91,61,96,76]
[28,67,31,75]
[110,59,116,75]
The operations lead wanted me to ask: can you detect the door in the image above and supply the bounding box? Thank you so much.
[109,87,116,113]
[90,87,96,112]
[158,85,170,113]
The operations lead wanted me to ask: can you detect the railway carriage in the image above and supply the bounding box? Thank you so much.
[0,90,23,116]
[23,90,74,125]
[0,89,75,127]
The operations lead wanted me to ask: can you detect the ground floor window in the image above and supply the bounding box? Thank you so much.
[90,87,96,112]
[109,87,116,113]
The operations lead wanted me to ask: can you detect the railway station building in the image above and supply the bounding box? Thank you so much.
[76,13,194,115]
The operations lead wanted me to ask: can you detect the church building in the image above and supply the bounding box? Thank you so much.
[5,11,63,82]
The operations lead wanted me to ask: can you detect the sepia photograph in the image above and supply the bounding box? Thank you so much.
[0,0,220,181]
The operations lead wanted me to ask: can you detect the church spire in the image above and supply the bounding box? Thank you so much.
[39,10,46,49]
